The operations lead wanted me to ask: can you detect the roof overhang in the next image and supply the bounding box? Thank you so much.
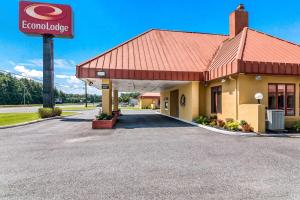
[80,78,191,93]
[76,66,204,81]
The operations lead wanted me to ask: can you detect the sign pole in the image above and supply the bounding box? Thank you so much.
[43,34,54,108]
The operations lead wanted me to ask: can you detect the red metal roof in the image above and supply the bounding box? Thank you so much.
[242,29,300,63]
[76,29,227,81]
[77,27,300,82]
[207,28,300,80]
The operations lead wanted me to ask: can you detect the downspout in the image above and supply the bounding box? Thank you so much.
[229,76,238,120]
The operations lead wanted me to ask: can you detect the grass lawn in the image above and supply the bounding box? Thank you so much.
[60,106,96,111]
[0,112,77,127]
[0,103,98,108]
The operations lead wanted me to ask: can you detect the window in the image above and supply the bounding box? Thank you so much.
[211,86,222,113]
[268,84,295,116]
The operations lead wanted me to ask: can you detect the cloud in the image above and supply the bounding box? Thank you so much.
[56,74,81,84]
[26,59,43,67]
[68,76,81,84]
[54,59,76,69]
[14,65,43,78]
[13,58,76,69]
[56,74,70,79]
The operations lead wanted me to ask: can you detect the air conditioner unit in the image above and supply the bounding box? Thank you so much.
[267,110,285,131]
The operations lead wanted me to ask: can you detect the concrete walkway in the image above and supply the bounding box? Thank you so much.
[0,110,300,200]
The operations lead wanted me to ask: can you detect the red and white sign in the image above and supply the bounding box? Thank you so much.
[19,1,73,38]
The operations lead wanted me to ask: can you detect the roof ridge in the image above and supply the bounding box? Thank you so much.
[236,27,248,60]
[207,38,228,70]
[152,28,228,37]
[248,28,300,48]
[77,29,155,67]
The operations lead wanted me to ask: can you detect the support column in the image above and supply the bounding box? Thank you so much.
[101,79,112,115]
[113,90,119,111]
[43,35,54,108]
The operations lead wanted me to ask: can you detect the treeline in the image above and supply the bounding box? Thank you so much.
[0,72,100,105]
[118,92,140,103]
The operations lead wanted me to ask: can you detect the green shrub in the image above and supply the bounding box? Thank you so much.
[217,119,225,127]
[293,121,300,132]
[53,107,62,116]
[224,121,240,131]
[194,115,210,125]
[209,120,217,127]
[210,115,217,120]
[96,113,113,120]
[239,120,248,126]
[225,118,234,123]
[38,107,62,118]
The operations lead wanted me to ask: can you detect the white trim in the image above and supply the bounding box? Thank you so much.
[157,112,257,136]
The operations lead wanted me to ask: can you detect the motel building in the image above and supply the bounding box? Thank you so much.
[76,5,300,133]
[138,92,160,109]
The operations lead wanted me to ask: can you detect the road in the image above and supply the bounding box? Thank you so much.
[0,104,94,113]
[0,110,300,200]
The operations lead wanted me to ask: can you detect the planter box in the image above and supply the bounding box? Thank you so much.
[112,110,121,117]
[92,116,117,129]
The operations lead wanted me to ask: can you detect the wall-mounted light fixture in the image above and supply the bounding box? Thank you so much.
[255,75,262,81]
[255,93,263,104]
[96,71,106,77]
[221,79,226,83]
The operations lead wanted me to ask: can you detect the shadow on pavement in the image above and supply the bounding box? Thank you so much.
[115,113,195,129]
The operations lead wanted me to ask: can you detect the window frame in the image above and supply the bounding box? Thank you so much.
[268,83,295,116]
[211,85,222,114]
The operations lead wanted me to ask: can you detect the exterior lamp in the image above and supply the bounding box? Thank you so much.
[255,93,263,104]
[96,71,106,77]
[221,79,226,83]
[255,75,262,80]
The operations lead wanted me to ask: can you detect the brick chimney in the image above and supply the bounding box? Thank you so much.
[229,4,248,38]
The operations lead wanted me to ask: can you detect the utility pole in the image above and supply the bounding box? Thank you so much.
[85,82,88,107]
[23,87,26,105]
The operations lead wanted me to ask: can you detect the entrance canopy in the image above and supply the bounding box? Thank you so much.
[81,78,190,92]
[76,29,228,91]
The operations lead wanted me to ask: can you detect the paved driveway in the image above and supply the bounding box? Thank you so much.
[0,110,300,200]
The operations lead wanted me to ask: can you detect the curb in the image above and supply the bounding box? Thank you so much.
[157,112,257,137]
[157,112,300,138]
[0,113,79,129]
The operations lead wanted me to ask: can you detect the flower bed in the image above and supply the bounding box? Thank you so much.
[92,113,117,129]
[194,115,254,133]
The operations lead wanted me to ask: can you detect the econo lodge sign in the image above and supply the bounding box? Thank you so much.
[19,1,73,38]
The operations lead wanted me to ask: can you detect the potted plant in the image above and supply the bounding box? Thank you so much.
[239,120,252,132]
[92,113,117,129]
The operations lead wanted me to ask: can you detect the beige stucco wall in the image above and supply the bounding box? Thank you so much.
[238,104,265,133]
[238,75,300,128]
[160,90,171,116]
[159,74,300,132]
[205,77,238,120]
[139,98,159,109]
[160,82,199,121]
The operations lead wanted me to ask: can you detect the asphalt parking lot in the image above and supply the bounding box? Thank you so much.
[0,110,300,200]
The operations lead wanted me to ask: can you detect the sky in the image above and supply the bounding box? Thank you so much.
[1,0,300,94]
